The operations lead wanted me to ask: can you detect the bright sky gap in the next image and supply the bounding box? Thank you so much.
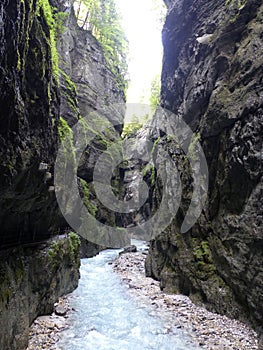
[114,0,166,108]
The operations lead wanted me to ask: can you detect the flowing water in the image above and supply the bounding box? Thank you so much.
[58,241,201,350]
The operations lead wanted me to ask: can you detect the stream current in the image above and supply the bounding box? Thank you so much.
[58,241,201,350]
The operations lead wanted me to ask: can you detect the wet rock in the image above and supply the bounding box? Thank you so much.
[0,236,80,350]
[119,245,137,256]
[146,0,263,343]
[54,305,67,317]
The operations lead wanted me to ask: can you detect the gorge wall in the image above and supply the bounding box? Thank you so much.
[54,0,126,254]
[0,0,125,349]
[145,0,263,344]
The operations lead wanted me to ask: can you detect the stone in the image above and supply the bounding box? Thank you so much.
[0,236,80,350]
[54,305,67,317]
[113,251,258,350]
[38,163,48,172]
[119,245,137,256]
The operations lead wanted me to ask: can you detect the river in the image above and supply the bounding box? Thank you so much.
[57,241,201,350]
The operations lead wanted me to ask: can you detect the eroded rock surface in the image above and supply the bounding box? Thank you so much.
[145,0,263,344]
[0,235,80,350]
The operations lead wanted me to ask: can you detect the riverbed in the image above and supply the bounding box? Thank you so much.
[56,244,200,350]
[27,241,258,350]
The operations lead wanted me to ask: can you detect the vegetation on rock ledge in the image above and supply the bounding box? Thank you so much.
[74,0,128,93]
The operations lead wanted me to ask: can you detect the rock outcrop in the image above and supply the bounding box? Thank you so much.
[145,0,263,344]
[0,234,80,350]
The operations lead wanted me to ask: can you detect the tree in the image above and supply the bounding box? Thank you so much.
[149,74,161,111]
[74,0,128,92]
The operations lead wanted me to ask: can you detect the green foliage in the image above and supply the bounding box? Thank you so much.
[74,0,128,93]
[193,240,216,279]
[122,122,142,138]
[142,164,156,186]
[58,116,72,141]
[121,114,147,138]
[37,0,59,79]
[149,74,161,111]
[68,232,81,264]
[53,11,69,37]
[48,240,64,268]
[48,235,80,268]
[80,178,98,217]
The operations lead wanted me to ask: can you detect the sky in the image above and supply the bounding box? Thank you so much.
[114,0,165,106]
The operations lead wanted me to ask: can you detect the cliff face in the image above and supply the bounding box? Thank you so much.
[0,234,80,350]
[146,0,263,342]
[55,0,125,127]
[0,0,126,348]
[0,0,61,248]
[54,0,126,253]
[0,1,79,349]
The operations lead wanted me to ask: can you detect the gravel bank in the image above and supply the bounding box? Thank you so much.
[26,296,71,350]
[113,251,258,350]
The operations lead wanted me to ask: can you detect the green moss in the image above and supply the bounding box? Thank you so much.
[68,232,81,265]
[152,136,160,154]
[53,10,69,37]
[193,240,212,263]
[17,0,34,73]
[59,69,79,117]
[188,132,201,161]
[142,164,156,186]
[37,0,59,80]
[58,116,71,141]
[59,69,77,94]
[80,178,98,217]
[48,235,80,269]
[48,241,61,259]
[17,49,21,71]
[121,122,143,138]
[192,240,216,279]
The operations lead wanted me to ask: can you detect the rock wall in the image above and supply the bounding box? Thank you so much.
[54,0,125,127]
[54,0,126,252]
[0,0,126,348]
[0,0,61,249]
[146,0,263,343]
[0,234,80,350]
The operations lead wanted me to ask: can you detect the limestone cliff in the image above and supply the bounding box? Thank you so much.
[145,0,263,343]
[0,0,61,248]
[54,0,126,254]
[0,0,126,348]
[0,1,80,349]
[0,234,80,350]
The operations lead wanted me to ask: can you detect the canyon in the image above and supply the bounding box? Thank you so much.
[0,0,262,349]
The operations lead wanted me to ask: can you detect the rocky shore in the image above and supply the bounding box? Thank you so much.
[26,249,258,350]
[26,296,71,350]
[113,251,258,350]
